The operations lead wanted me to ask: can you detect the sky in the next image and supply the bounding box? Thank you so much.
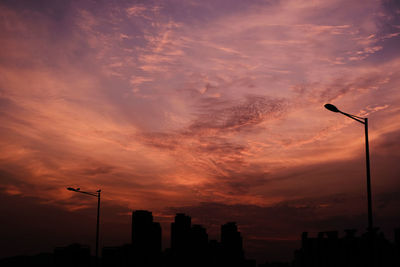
[0,0,400,263]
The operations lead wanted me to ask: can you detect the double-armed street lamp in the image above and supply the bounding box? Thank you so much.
[67,187,101,265]
[324,104,373,231]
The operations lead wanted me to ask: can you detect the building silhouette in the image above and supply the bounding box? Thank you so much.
[292,228,400,267]
[0,253,53,267]
[171,213,191,254]
[131,210,161,267]
[169,213,210,266]
[190,224,209,254]
[0,210,260,267]
[221,222,245,267]
[54,243,91,267]
[13,210,400,267]
[168,214,251,267]
[102,244,135,267]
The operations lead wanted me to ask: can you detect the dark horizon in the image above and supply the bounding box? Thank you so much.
[2,190,400,263]
[1,209,399,267]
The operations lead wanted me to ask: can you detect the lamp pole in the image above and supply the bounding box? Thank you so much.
[67,187,101,266]
[324,104,374,266]
[364,118,372,231]
[324,104,373,231]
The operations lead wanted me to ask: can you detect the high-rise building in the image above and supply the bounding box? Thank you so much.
[171,213,191,252]
[221,222,244,266]
[190,224,208,249]
[221,222,243,255]
[131,210,162,266]
[170,214,212,267]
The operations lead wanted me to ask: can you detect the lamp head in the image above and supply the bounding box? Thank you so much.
[67,187,80,191]
[324,104,340,113]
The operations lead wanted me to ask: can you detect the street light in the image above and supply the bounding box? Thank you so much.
[67,187,101,266]
[324,104,373,231]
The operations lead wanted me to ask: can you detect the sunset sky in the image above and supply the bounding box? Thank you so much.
[1,0,400,262]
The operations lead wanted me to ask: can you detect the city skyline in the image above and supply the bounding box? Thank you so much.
[1,209,399,266]
[1,0,400,263]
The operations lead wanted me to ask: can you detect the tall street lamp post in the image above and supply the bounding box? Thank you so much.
[324,104,375,266]
[67,187,101,266]
[324,104,373,231]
